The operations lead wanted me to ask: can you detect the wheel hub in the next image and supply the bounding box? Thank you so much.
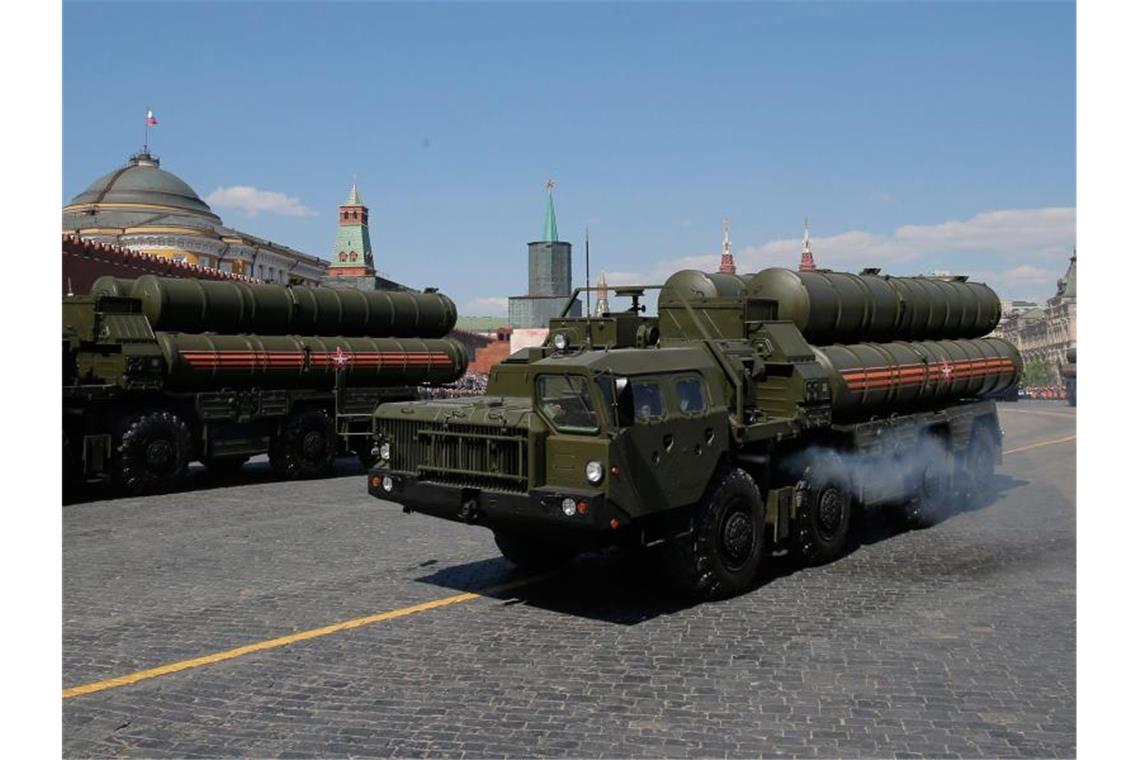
[145,439,174,471]
[720,509,754,568]
[301,430,326,458]
[817,488,844,538]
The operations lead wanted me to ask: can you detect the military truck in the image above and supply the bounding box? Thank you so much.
[366,267,1020,599]
[64,275,467,495]
[1058,347,1076,406]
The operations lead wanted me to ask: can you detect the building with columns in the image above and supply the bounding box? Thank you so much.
[507,183,582,329]
[993,253,1077,373]
[62,150,328,285]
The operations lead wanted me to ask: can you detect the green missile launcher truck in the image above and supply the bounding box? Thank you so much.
[366,267,1021,599]
[64,275,468,495]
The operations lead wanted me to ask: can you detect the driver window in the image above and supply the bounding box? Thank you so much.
[631,380,664,422]
[675,376,706,415]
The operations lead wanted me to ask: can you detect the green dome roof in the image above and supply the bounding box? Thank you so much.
[66,152,220,221]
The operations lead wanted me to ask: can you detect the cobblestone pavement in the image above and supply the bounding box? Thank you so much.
[62,401,1075,758]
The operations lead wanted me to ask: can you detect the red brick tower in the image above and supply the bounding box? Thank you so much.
[718,217,737,275]
[798,217,817,272]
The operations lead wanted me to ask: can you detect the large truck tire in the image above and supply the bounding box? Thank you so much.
[114,411,193,495]
[269,410,337,480]
[891,443,953,530]
[662,466,765,600]
[794,452,853,564]
[493,530,576,571]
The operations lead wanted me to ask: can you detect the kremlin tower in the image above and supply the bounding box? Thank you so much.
[594,271,610,316]
[798,217,817,272]
[718,217,737,275]
[322,182,407,291]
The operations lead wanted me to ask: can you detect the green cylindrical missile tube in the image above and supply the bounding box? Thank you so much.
[657,270,754,339]
[89,276,137,298]
[812,337,1021,417]
[127,275,458,337]
[156,333,468,390]
[746,268,1001,344]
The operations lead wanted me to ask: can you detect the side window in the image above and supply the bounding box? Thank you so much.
[631,380,664,422]
[674,376,706,415]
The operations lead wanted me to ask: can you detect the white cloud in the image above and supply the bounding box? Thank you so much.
[462,296,509,316]
[599,207,1075,301]
[731,207,1075,273]
[204,185,317,217]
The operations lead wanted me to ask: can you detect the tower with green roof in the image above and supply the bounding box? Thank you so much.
[508,180,581,328]
[328,183,375,275]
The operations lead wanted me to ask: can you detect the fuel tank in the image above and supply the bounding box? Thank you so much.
[747,268,1001,344]
[126,275,458,338]
[156,333,468,390]
[812,337,1021,417]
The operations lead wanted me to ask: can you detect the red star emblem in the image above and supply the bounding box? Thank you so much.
[332,347,351,368]
[939,359,953,380]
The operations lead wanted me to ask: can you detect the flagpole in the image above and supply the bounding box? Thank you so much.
[144,106,149,153]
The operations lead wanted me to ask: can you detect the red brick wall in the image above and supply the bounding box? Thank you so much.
[469,339,513,374]
[62,235,255,295]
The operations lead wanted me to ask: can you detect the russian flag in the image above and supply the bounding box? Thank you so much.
[146,110,158,126]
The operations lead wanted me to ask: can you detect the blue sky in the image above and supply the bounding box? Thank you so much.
[63,1,1075,313]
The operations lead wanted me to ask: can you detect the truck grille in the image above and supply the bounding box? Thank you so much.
[382,419,529,493]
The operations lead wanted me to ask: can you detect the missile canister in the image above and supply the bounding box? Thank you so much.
[90,276,137,298]
[746,268,1001,344]
[658,270,754,339]
[812,337,1020,417]
[127,275,458,338]
[156,333,468,390]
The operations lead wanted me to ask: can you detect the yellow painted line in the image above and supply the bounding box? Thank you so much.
[1001,408,1077,420]
[63,575,540,700]
[1003,434,1077,456]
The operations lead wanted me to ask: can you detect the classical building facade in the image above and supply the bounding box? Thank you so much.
[507,184,582,329]
[62,150,328,285]
[993,254,1077,372]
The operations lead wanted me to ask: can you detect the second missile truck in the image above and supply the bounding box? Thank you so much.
[367,266,1020,600]
[64,275,468,494]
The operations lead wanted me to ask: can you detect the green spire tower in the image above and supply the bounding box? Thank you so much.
[542,187,559,242]
[508,179,582,328]
[329,183,374,273]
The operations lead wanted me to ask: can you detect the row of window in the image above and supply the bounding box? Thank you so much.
[536,374,710,434]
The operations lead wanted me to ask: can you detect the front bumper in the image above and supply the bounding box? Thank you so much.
[367,469,632,534]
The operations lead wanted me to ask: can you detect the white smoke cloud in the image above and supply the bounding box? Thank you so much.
[204,185,318,218]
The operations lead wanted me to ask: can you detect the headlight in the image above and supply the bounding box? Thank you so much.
[379,442,391,462]
[382,476,394,492]
[552,332,569,351]
[585,460,604,484]
[561,497,577,517]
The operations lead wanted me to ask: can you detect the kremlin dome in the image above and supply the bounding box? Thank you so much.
[67,151,219,220]
[62,149,328,285]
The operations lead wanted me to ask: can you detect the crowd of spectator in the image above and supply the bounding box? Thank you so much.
[422,372,489,399]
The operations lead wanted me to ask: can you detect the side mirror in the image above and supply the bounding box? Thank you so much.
[613,377,635,428]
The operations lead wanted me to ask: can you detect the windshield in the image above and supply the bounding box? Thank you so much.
[536,375,600,433]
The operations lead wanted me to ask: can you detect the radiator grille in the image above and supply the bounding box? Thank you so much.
[380,419,528,493]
